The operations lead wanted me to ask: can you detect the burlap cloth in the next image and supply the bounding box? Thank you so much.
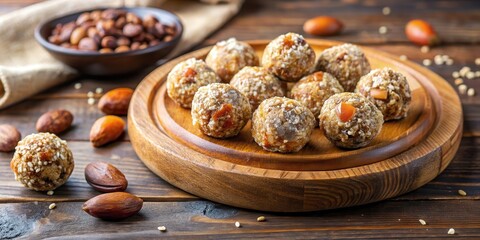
[0,0,243,109]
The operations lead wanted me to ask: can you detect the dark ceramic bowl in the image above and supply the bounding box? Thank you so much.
[35,7,183,76]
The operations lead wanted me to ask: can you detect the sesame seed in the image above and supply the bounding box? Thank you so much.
[378,26,388,34]
[475,58,480,65]
[95,88,103,94]
[235,221,241,228]
[460,67,471,77]
[421,46,430,53]
[158,226,167,232]
[467,88,475,97]
[74,83,82,90]
[87,91,94,98]
[382,7,391,15]
[446,59,454,65]
[458,84,468,95]
[47,190,54,196]
[419,219,427,225]
[476,71,480,77]
[399,55,408,61]
[466,72,475,79]
[87,98,95,105]
[434,55,444,65]
[448,228,455,235]
[452,71,460,78]
[49,203,56,209]
[458,189,467,196]
[257,216,266,222]
[454,78,463,85]
[422,59,432,66]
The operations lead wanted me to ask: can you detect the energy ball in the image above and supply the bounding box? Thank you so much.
[252,97,315,153]
[316,43,371,92]
[167,58,221,108]
[230,66,285,110]
[10,133,74,191]
[319,92,383,149]
[262,32,316,82]
[205,38,259,83]
[355,68,411,121]
[290,71,344,123]
[192,83,251,138]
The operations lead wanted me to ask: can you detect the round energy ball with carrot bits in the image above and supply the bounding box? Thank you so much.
[166,58,221,108]
[205,38,259,83]
[355,68,411,121]
[191,83,251,138]
[319,92,383,149]
[230,66,285,110]
[316,43,371,92]
[10,133,74,191]
[252,97,316,153]
[290,71,344,124]
[262,32,316,82]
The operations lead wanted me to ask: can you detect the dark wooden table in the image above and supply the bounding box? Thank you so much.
[1,0,479,239]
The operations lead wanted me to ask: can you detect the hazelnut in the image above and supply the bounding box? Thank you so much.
[101,36,118,49]
[123,23,143,37]
[78,38,98,51]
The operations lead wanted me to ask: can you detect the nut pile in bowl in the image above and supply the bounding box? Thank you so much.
[166,33,412,153]
[47,8,177,53]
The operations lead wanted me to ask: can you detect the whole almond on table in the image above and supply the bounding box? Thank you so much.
[90,116,125,147]
[405,19,439,46]
[85,162,128,193]
[0,124,21,152]
[36,109,74,135]
[82,192,143,220]
[303,16,343,36]
[98,88,134,115]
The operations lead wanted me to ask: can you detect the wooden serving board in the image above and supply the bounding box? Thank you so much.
[128,39,462,212]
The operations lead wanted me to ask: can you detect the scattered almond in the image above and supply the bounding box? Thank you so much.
[82,192,143,220]
[98,88,134,115]
[405,19,439,46]
[36,109,74,135]
[303,16,343,36]
[89,115,125,147]
[0,124,21,152]
[85,161,128,193]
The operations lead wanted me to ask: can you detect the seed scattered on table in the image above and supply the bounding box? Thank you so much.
[448,228,455,235]
[87,98,95,105]
[467,88,475,97]
[466,72,475,79]
[399,55,408,61]
[454,78,463,86]
[419,219,427,225]
[158,226,167,232]
[87,91,94,98]
[378,26,388,34]
[382,7,391,15]
[452,71,460,78]
[475,58,480,65]
[422,59,432,66]
[74,83,82,90]
[49,203,56,209]
[257,216,266,222]
[420,46,430,53]
[446,59,454,65]
[235,221,241,228]
[458,84,467,95]
[95,88,104,94]
[458,189,467,196]
[47,190,54,196]
[460,67,471,77]
[434,55,443,65]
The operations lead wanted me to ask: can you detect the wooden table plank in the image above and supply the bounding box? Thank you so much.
[1,200,479,239]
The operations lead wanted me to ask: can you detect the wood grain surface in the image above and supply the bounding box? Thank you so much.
[0,0,479,238]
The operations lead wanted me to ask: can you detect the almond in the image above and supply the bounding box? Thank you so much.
[36,109,74,134]
[85,161,128,192]
[98,88,134,115]
[405,19,439,46]
[82,192,143,220]
[0,124,21,152]
[303,16,343,36]
[89,115,125,147]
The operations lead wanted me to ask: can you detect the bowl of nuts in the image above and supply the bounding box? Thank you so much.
[35,7,183,76]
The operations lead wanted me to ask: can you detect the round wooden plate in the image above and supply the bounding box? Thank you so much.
[128,39,462,212]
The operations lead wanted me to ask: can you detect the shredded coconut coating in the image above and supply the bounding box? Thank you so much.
[192,83,251,138]
[252,97,315,153]
[262,32,316,82]
[167,58,221,108]
[230,66,285,111]
[355,68,411,121]
[319,92,383,149]
[316,43,371,92]
[10,133,74,191]
[205,38,259,83]
[291,71,344,124]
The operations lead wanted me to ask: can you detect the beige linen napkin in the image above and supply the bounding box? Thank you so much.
[0,0,243,109]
